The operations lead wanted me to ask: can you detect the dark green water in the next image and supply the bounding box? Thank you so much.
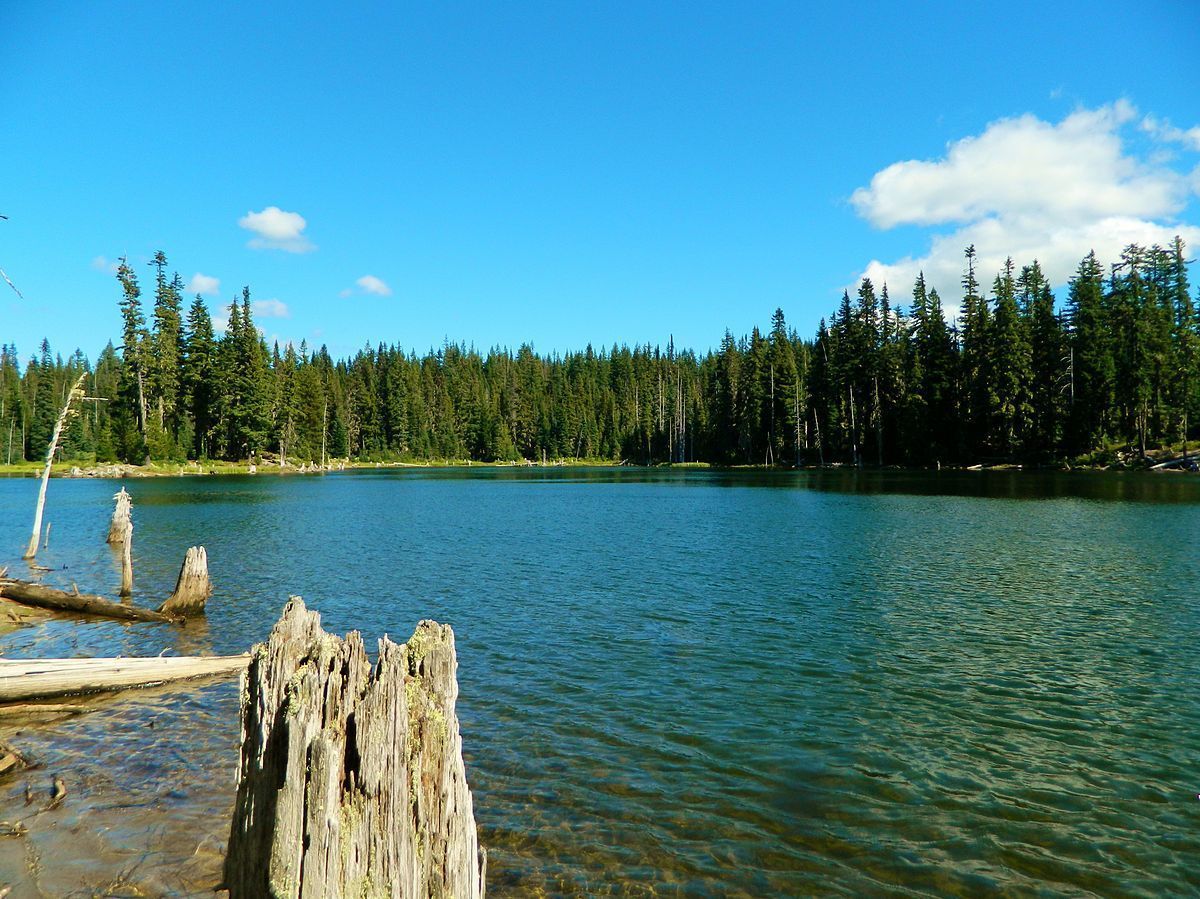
[1,468,1199,896]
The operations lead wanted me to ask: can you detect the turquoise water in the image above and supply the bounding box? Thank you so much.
[1,469,1199,896]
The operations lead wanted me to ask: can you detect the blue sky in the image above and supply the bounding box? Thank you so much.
[3,1,1199,361]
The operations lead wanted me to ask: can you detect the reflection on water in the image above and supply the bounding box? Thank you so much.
[0,468,1198,896]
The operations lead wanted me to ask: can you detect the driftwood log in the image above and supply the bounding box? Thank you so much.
[0,655,250,702]
[107,487,132,545]
[224,597,486,898]
[0,577,178,624]
[158,546,212,617]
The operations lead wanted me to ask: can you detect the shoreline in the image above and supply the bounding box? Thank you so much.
[0,457,1193,479]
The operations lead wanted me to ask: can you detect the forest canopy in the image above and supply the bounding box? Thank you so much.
[2,240,1196,468]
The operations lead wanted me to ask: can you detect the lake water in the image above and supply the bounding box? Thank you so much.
[0,468,1198,896]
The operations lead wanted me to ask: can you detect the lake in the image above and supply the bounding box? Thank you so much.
[1,468,1198,896]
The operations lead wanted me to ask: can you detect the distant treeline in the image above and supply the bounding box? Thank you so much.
[1,241,1196,468]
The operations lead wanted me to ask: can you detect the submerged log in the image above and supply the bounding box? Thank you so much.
[107,487,132,545]
[0,578,178,624]
[0,741,30,779]
[0,655,250,702]
[224,597,486,899]
[157,546,212,617]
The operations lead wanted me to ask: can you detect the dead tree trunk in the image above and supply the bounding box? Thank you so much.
[110,493,135,597]
[157,546,212,617]
[120,518,134,597]
[23,372,87,560]
[224,597,486,899]
[0,577,178,623]
[107,487,132,545]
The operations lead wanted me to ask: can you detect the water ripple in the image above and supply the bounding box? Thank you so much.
[0,469,1198,895]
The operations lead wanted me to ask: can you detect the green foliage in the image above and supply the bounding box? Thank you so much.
[12,241,1200,469]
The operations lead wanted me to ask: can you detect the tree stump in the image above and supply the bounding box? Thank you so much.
[223,597,486,899]
[157,546,212,617]
[107,488,132,545]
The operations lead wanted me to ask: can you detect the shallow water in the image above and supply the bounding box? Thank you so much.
[0,468,1198,896]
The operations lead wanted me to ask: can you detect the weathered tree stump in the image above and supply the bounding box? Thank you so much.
[107,487,136,596]
[223,597,486,899]
[107,487,132,545]
[157,546,212,617]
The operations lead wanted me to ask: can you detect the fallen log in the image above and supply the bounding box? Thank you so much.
[0,578,179,624]
[0,702,90,719]
[224,597,486,899]
[0,654,250,702]
[157,546,212,617]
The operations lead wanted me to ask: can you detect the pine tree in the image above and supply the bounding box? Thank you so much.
[147,252,183,434]
[27,340,57,461]
[1022,261,1067,460]
[958,245,991,459]
[1065,251,1112,456]
[906,274,957,464]
[115,257,149,460]
[987,257,1032,457]
[713,330,740,463]
[182,295,218,458]
[1168,237,1198,455]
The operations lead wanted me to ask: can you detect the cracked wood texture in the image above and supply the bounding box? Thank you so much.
[158,545,212,617]
[224,597,486,899]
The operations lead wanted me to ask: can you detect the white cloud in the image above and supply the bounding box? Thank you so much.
[252,298,290,319]
[211,312,229,334]
[188,272,220,295]
[1140,114,1200,152]
[850,101,1200,301]
[91,255,119,274]
[355,274,392,296]
[238,206,315,253]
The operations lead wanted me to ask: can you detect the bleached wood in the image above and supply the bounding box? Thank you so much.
[158,545,212,617]
[107,487,132,545]
[23,372,87,560]
[0,654,249,701]
[224,597,486,898]
[119,517,134,597]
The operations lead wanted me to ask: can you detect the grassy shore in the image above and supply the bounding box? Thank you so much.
[1,445,1194,479]
[0,457,635,478]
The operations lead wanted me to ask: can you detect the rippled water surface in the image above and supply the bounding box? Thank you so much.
[1,468,1199,896]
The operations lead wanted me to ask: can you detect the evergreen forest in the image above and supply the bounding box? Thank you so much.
[2,241,1197,469]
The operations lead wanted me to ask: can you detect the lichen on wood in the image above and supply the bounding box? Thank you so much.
[223,597,486,898]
